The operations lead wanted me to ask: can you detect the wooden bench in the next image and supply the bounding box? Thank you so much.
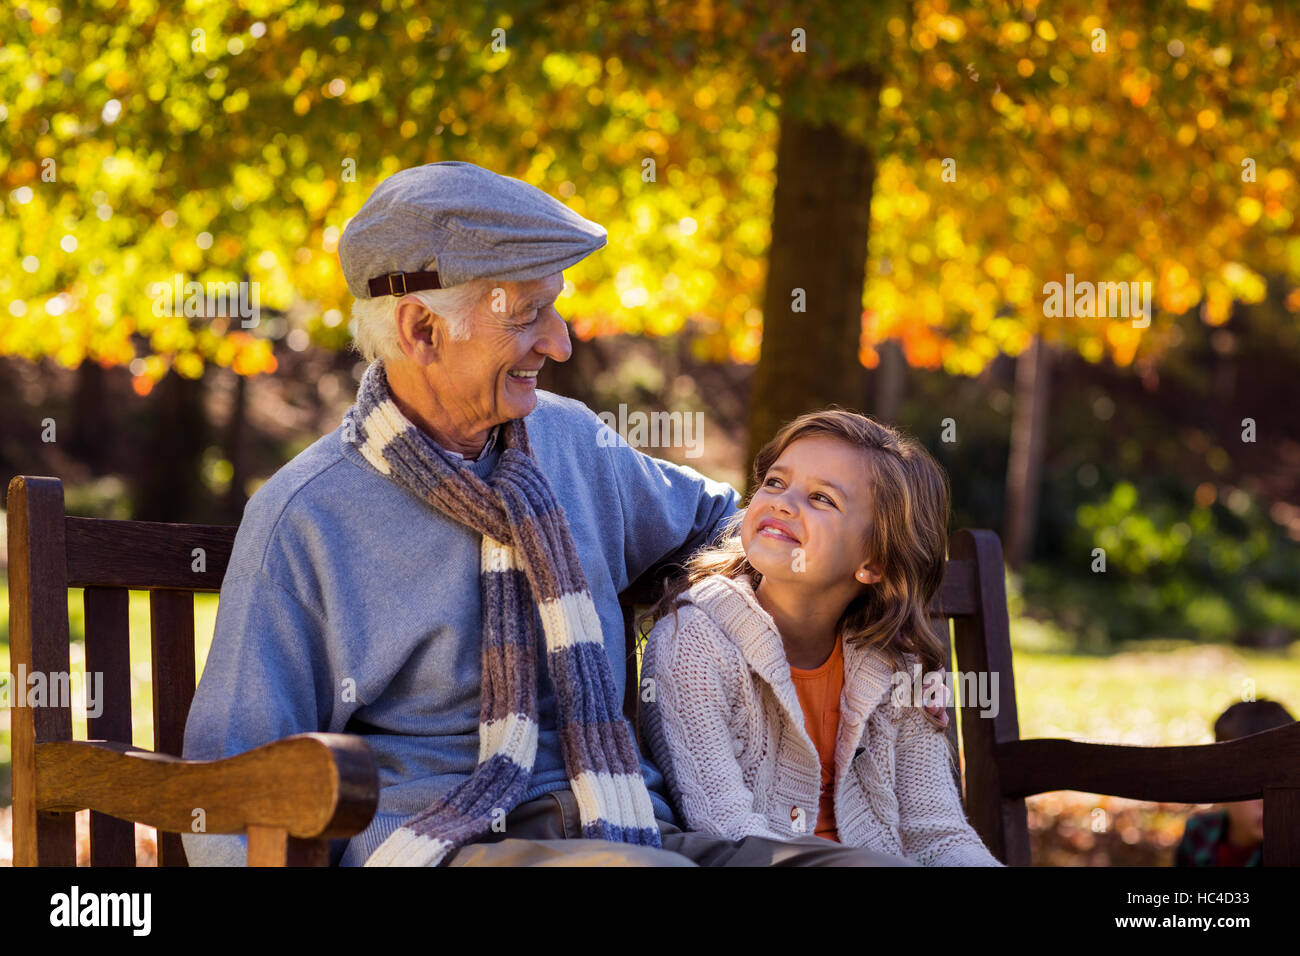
[8,473,1300,866]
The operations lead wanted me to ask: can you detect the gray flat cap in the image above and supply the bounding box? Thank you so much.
[338,161,607,299]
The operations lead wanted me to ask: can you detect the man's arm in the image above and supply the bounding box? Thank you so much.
[181,567,340,866]
[595,412,742,586]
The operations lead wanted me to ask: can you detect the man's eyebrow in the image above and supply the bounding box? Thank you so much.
[515,293,559,313]
[767,464,849,500]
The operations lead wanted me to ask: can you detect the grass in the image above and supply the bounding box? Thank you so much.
[0,580,221,808]
[2,579,1298,865]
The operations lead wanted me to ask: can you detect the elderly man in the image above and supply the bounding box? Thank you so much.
[182,162,914,866]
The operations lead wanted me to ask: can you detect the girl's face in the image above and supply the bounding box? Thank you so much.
[741,434,881,589]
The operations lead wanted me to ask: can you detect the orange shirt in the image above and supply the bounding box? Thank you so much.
[788,634,844,842]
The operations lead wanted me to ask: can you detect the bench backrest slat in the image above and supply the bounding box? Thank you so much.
[83,585,136,866]
[933,558,978,616]
[8,477,77,865]
[149,589,198,866]
[950,528,1030,865]
[65,516,235,591]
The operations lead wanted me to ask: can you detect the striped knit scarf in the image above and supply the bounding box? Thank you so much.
[343,359,661,866]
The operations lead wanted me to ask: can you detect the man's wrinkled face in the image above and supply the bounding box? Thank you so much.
[434,272,570,427]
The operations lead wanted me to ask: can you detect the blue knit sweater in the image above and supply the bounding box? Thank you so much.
[180,389,740,866]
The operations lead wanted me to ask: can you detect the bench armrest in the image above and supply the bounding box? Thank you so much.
[35,733,378,863]
[996,722,1300,801]
[992,724,1300,865]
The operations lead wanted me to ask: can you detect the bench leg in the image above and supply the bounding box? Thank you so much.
[246,825,330,866]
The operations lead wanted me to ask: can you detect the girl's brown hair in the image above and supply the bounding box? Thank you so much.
[639,407,953,732]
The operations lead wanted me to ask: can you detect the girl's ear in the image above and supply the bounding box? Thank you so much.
[855,562,882,585]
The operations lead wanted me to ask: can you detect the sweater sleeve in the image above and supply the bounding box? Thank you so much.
[640,608,786,842]
[892,703,1006,866]
[595,411,742,585]
[180,568,338,867]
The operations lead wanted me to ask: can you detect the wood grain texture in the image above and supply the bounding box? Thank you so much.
[246,825,331,867]
[1262,788,1300,866]
[64,516,235,591]
[6,476,77,866]
[84,586,136,865]
[950,528,1032,867]
[148,590,197,761]
[149,589,198,866]
[997,726,1300,801]
[35,734,379,840]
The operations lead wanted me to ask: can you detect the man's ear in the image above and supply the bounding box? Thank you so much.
[395,296,442,364]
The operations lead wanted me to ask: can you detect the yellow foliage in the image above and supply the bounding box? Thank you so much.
[3,0,1296,385]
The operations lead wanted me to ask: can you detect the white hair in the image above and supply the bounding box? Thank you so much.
[350,273,494,365]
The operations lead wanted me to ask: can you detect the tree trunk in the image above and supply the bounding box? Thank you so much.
[132,366,209,522]
[219,368,249,524]
[872,338,906,424]
[1003,335,1054,569]
[69,359,112,471]
[1209,303,1238,439]
[745,113,876,493]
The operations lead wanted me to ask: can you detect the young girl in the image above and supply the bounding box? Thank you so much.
[639,409,1004,866]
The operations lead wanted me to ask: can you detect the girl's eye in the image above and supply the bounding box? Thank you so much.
[763,477,834,507]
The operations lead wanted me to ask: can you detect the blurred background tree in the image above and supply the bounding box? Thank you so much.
[1,0,1299,646]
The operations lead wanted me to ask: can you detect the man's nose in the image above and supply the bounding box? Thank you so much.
[537,307,572,363]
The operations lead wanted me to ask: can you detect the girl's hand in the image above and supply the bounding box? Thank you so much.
[922,672,951,728]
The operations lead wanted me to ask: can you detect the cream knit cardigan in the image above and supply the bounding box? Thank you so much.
[640,572,1005,866]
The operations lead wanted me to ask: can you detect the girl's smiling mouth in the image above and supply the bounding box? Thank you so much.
[756,517,800,543]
